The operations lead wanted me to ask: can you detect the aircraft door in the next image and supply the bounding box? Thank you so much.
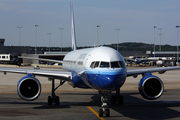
[71,60,76,70]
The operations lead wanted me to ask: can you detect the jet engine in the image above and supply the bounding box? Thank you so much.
[138,73,164,100]
[17,74,41,101]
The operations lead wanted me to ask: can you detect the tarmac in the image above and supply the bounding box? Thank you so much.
[0,65,180,120]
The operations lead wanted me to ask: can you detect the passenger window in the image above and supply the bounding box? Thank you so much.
[111,61,121,68]
[100,62,110,68]
[94,62,100,68]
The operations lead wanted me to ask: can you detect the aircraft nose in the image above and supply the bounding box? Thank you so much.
[86,69,126,90]
[98,74,123,90]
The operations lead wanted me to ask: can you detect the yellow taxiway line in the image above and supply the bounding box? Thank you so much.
[87,106,105,120]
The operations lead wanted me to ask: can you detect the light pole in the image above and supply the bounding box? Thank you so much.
[154,26,157,57]
[158,28,162,51]
[176,26,180,65]
[97,25,100,47]
[115,28,120,51]
[17,26,22,46]
[59,28,64,52]
[47,33,51,52]
[35,25,39,54]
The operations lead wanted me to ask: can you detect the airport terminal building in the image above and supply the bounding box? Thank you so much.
[0,39,31,54]
[0,39,66,64]
[1,38,180,65]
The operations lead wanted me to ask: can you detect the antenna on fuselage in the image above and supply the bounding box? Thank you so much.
[70,2,77,51]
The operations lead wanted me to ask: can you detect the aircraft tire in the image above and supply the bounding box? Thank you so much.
[105,109,110,117]
[111,95,116,104]
[118,95,124,104]
[55,96,60,105]
[99,109,103,117]
[48,96,52,105]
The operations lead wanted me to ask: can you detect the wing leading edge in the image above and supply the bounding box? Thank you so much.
[127,66,180,77]
[0,67,71,81]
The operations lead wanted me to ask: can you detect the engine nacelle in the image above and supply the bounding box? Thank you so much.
[17,74,41,101]
[138,73,164,100]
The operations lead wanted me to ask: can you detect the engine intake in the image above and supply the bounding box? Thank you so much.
[17,74,41,101]
[138,74,164,100]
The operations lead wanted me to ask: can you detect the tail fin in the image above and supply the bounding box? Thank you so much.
[70,2,77,51]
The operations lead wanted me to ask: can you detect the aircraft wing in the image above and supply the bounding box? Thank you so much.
[0,67,71,81]
[127,66,180,77]
[18,56,63,64]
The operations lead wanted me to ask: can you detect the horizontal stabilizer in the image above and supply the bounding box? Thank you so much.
[18,56,63,64]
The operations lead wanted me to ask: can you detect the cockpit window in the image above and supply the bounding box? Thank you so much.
[100,62,110,68]
[120,61,125,68]
[94,61,100,68]
[90,61,125,69]
[111,61,121,68]
[90,61,99,69]
[90,62,95,68]
[111,61,125,68]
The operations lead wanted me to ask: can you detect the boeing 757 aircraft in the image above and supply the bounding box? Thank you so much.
[1,2,180,117]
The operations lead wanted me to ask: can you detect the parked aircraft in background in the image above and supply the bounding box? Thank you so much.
[1,2,180,117]
[125,56,176,67]
[147,57,176,67]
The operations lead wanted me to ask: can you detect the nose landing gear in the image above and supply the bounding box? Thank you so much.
[98,89,124,117]
[99,91,111,117]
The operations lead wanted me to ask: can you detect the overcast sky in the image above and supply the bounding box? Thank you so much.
[0,0,180,47]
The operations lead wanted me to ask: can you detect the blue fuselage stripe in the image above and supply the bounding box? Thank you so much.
[68,67,127,90]
[84,68,127,90]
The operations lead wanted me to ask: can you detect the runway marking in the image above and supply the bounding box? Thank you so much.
[87,106,105,120]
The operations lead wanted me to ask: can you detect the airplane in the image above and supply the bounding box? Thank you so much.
[1,2,180,117]
[124,57,147,66]
[147,57,177,67]
[125,56,176,67]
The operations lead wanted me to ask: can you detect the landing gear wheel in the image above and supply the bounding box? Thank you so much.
[105,109,110,117]
[118,95,123,104]
[99,109,103,117]
[111,95,116,104]
[48,96,52,105]
[55,96,59,105]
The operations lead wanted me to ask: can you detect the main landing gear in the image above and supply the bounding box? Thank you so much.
[48,78,65,105]
[98,89,124,117]
[111,89,124,105]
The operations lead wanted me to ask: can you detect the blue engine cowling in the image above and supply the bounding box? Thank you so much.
[138,73,164,100]
[17,74,41,101]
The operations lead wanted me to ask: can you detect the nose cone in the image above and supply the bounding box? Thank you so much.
[98,73,126,90]
[87,69,127,91]
[99,74,118,89]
